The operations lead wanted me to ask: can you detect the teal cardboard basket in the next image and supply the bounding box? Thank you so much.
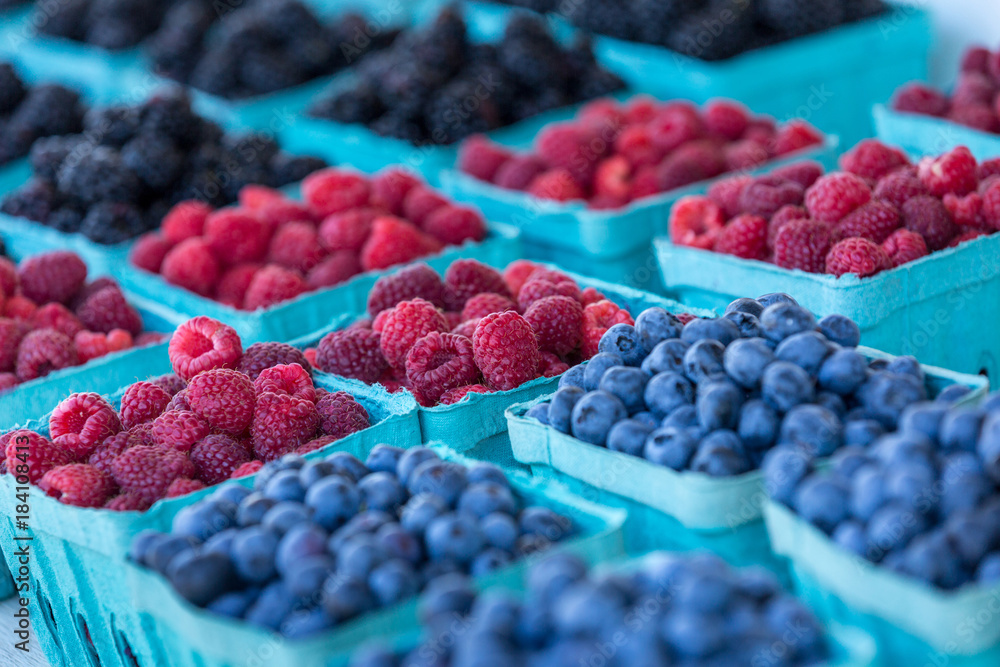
[654,233,1000,379]
[766,500,1000,666]
[873,104,1000,161]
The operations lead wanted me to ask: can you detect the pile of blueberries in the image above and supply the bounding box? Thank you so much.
[308,7,624,145]
[0,63,86,166]
[527,294,967,478]
[130,446,574,638]
[350,551,832,666]
[768,394,1000,590]
[0,87,326,244]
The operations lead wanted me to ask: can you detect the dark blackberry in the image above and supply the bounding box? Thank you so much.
[425,79,498,145]
[38,0,89,41]
[309,83,384,124]
[666,0,756,60]
[148,0,215,82]
[238,50,305,98]
[844,0,885,20]
[501,0,557,10]
[56,145,141,205]
[139,89,201,148]
[1,179,60,223]
[498,15,574,93]
[370,112,425,144]
[328,14,400,69]
[631,0,704,45]
[0,121,37,164]
[189,52,243,99]
[254,0,326,48]
[80,201,148,245]
[83,105,141,147]
[377,63,440,120]
[758,0,846,37]
[0,63,26,116]
[29,135,89,182]
[570,0,636,40]
[82,0,170,49]
[224,133,280,169]
[409,5,468,79]
[575,68,626,100]
[268,154,327,187]
[120,133,184,191]
[9,84,84,138]
[47,206,85,233]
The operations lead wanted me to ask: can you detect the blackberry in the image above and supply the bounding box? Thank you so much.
[370,112,425,144]
[139,89,202,148]
[501,0,557,10]
[190,52,243,99]
[10,84,84,138]
[570,0,636,40]
[238,50,305,98]
[56,146,141,205]
[631,0,704,45]
[575,68,626,100]
[410,6,468,79]
[148,0,215,82]
[666,0,756,60]
[29,135,89,182]
[80,201,148,245]
[83,105,141,147]
[0,63,26,116]
[1,179,60,223]
[758,0,846,37]
[47,206,85,234]
[268,154,327,187]
[425,79,497,146]
[121,133,184,191]
[81,0,170,49]
[38,0,89,41]
[844,0,885,20]
[498,15,572,92]
[309,83,384,124]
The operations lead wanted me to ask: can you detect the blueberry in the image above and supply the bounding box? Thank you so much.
[833,521,868,557]
[683,339,725,384]
[817,313,860,347]
[662,609,724,658]
[935,384,972,404]
[263,469,307,503]
[570,390,628,446]
[598,323,644,366]
[844,419,885,448]
[902,533,965,589]
[298,460,336,487]
[756,292,797,308]
[976,554,1000,583]
[940,452,992,518]
[401,493,448,535]
[899,401,948,443]
[661,405,699,430]
[418,573,475,626]
[764,597,824,655]
[285,554,336,598]
[325,452,370,482]
[376,523,422,564]
[526,553,588,606]
[547,386,585,433]
[204,528,238,557]
[632,411,659,428]
[129,530,164,566]
[635,307,683,353]
[275,523,328,577]
[793,475,849,533]
[396,446,440,486]
[172,498,237,541]
[329,511,393,552]
[680,317,740,346]
[358,471,406,512]
[938,408,983,452]
[552,580,626,637]
[886,355,924,382]
[817,348,867,395]
[599,366,650,413]
[696,381,744,431]
[829,446,870,479]
[723,310,761,338]
[558,363,587,389]
[759,303,816,343]
[407,461,468,506]
[322,574,375,621]
[867,503,927,556]
[584,352,624,391]
[207,588,260,619]
[246,581,297,630]
[761,361,815,412]
[883,458,937,512]
[644,371,695,419]
[723,337,775,389]
[466,463,508,487]
[641,339,689,376]
[369,559,420,606]
[738,399,779,450]
[779,404,843,457]
[281,606,335,639]
[690,430,750,477]
[859,371,928,429]
[982,393,1000,413]
[945,512,993,567]
[774,331,832,376]
[481,512,518,552]
[231,526,279,583]
[470,548,513,576]
[213,485,252,505]
[977,412,1000,483]
[644,427,699,470]
[526,403,550,424]
[365,444,405,474]
[338,534,388,578]
[762,446,812,506]
[458,482,516,518]
[167,548,238,607]
[305,476,360,531]
[426,513,485,563]
[606,419,654,457]
[147,534,200,574]
[519,506,571,541]
[725,297,764,318]
[237,493,277,527]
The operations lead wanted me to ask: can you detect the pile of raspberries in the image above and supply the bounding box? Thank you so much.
[310,258,650,407]
[0,250,164,392]
[458,97,824,208]
[130,169,488,310]
[892,45,1000,135]
[2,316,371,510]
[669,141,1000,278]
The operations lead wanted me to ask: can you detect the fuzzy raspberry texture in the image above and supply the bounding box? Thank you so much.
[825,238,891,277]
[151,410,211,454]
[405,332,479,404]
[835,201,901,244]
[254,363,315,403]
[252,392,319,461]
[739,177,804,219]
[517,277,581,312]
[120,381,171,430]
[39,464,116,507]
[88,431,134,476]
[713,214,768,259]
[524,296,583,357]
[444,260,511,310]
[901,196,959,251]
[49,392,121,460]
[773,219,833,273]
[168,316,243,381]
[804,173,872,223]
[461,293,515,322]
[473,311,541,391]
[918,147,979,198]
[243,265,307,311]
[111,445,195,504]
[187,369,256,435]
[17,251,87,305]
[105,493,152,512]
[5,430,73,484]
[31,303,83,338]
[539,352,570,377]
[231,460,264,478]
[75,286,143,336]
[237,342,310,380]
[166,478,206,497]
[316,329,387,383]
[315,391,371,440]
[367,263,447,317]
[839,140,910,182]
[582,300,635,359]
[379,299,449,369]
[669,197,726,249]
[439,385,491,405]
[361,216,441,272]
[190,434,251,485]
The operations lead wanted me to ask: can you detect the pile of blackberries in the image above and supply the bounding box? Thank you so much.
[0,63,86,166]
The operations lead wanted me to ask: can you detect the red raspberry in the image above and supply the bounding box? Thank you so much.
[370,168,421,215]
[379,299,448,369]
[306,252,361,290]
[770,162,824,190]
[805,173,872,223]
[231,460,264,478]
[524,295,583,356]
[704,100,750,140]
[16,328,78,381]
[216,263,260,309]
[442,311,465,330]
[773,121,823,155]
[669,197,726,249]
[161,238,220,297]
[629,166,661,200]
[5,430,72,484]
[150,410,211,453]
[881,228,929,267]
[948,229,988,247]
[169,316,242,381]
[581,300,634,358]
[75,286,143,336]
[88,431,134,475]
[580,287,607,306]
[0,318,27,372]
[204,209,270,265]
[537,124,599,185]
[917,147,979,197]
[0,373,17,392]
[402,187,449,227]
[723,140,769,171]
[74,331,110,363]
[165,389,191,412]
[302,169,371,218]
[18,251,87,305]
[423,205,487,246]
[254,363,314,403]
[539,351,570,377]
[111,445,195,504]
[462,293,515,322]
[613,124,660,169]
[949,105,996,131]
[714,214,768,259]
[707,176,752,218]
[517,279,581,312]
[120,381,172,430]
[130,233,172,273]
[943,192,984,228]
[149,374,185,396]
[296,435,338,455]
[494,155,546,191]
[982,180,1000,229]
[978,159,1000,181]
[459,136,513,182]
[405,332,479,404]
[0,257,17,296]
[825,238,891,278]
[252,392,319,461]
[649,103,704,153]
[316,391,369,439]
[451,320,479,339]
[315,329,387,382]
[901,195,959,250]
[367,263,447,317]
[527,170,585,202]
[162,201,211,244]
[773,219,834,273]
[952,72,995,107]
[190,434,251,485]
[108,329,133,352]
[105,492,152,511]
[873,170,929,209]
[237,342,310,380]
[592,156,632,203]
[439,385,491,405]
[836,201,901,243]
[360,216,440,272]
[166,478,205,497]
[187,369,256,434]
[318,208,377,252]
[238,185,285,211]
[656,141,726,191]
[473,311,540,391]
[502,260,539,298]
[739,178,804,218]
[5,295,37,320]
[962,47,991,73]
[39,464,116,507]
[243,265,307,310]
[31,303,83,338]
[268,222,324,274]
[839,140,910,182]
[258,199,315,228]
[444,259,511,310]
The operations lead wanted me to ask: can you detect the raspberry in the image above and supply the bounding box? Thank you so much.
[316,391,370,439]
[252,392,319,461]
[581,300,634,358]
[148,374,184,396]
[74,331,110,363]
[254,363,314,403]
[166,478,206,498]
[707,176,752,218]
[982,180,1000,229]
[527,169,585,202]
[978,159,1000,181]
[952,72,995,107]
[670,197,726,249]
[258,199,315,228]
[629,166,661,200]
[539,351,570,377]
[537,124,599,185]
[839,140,910,182]
[773,219,834,273]
[161,238,220,297]
[451,320,479,339]
[120,381,171,430]
[962,47,991,73]
[190,434,251,485]
[111,445,195,504]
[462,293,515,322]
[237,342,310,380]
[524,296,583,357]
[318,208,377,252]
[805,173,872,223]
[613,124,658,170]
[18,251,87,305]
[0,320,22,372]
[704,100,750,140]
[130,233,172,273]
[405,332,479,404]
[0,257,19,297]
[423,205,487,246]
[825,238,891,278]
[243,265,307,311]
[31,303,84,338]
[88,431,134,476]
[901,195,959,250]
[773,121,824,155]
[580,287,607,306]
[166,389,191,412]
[656,141,725,190]
[592,156,631,202]
[714,214,768,259]
[494,154,546,190]
[105,492,152,511]
[769,162,824,190]
[302,169,371,218]
[150,410,211,453]
[367,263,447,317]
[723,140,769,171]
[238,185,285,211]
[204,209,270,265]
[161,201,211,244]
[402,187,449,227]
[517,279,582,312]
[949,229,988,247]
[649,103,704,153]
[360,216,440,272]
[268,222,324,274]
[48,393,122,461]
[130,423,159,449]
[444,260,511,310]
[75,286,143,336]
[231,460,264,478]
[216,263,260,309]
[107,329,133,352]
[836,201,901,244]
[379,299,449,369]
[5,430,72,484]
[439,385,491,405]
[459,136,513,182]
[917,147,979,197]
[296,436,338,455]
[16,328,78,381]
[0,373,17,393]
[307,252,361,290]
[943,192,984,228]
[370,168,421,216]
[169,316,242,381]
[187,369,256,434]
[473,311,540,392]
[502,260,539,298]
[39,464,116,507]
[873,170,929,209]
[5,296,37,320]
[316,329,387,382]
